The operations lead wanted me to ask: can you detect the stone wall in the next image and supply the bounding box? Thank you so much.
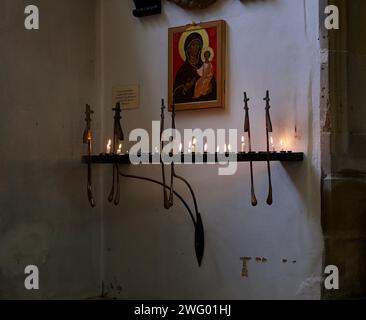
[321,0,366,299]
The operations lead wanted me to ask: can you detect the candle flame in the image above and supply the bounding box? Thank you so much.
[204,143,208,152]
[241,135,245,143]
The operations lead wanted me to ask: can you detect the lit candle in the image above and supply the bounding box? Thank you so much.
[224,144,227,153]
[117,143,122,155]
[179,143,183,153]
[204,143,208,153]
[106,139,112,154]
[270,136,275,152]
[241,136,246,153]
[280,139,285,152]
[217,146,220,153]
[192,137,197,153]
[193,139,197,152]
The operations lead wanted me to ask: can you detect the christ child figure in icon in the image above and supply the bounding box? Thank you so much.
[194,48,215,99]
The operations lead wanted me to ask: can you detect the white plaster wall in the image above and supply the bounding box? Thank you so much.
[99,0,323,299]
[0,0,101,299]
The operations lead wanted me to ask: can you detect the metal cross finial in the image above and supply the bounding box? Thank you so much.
[85,104,94,122]
[244,92,250,133]
[264,90,270,106]
[112,102,122,121]
[112,102,124,141]
[160,99,165,138]
[83,104,94,144]
[244,92,250,109]
[113,101,122,111]
[161,99,166,116]
[264,90,273,133]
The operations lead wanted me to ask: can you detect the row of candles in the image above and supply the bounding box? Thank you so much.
[106,140,125,155]
[105,136,288,155]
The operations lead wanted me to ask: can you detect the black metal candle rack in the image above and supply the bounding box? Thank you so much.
[81,91,304,267]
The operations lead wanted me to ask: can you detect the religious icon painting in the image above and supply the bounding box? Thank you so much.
[168,20,226,111]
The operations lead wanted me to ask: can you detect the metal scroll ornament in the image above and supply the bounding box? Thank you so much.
[168,0,217,9]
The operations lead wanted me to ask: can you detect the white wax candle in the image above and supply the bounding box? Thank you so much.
[241,136,245,152]
[106,139,112,154]
[280,139,285,152]
[270,136,275,152]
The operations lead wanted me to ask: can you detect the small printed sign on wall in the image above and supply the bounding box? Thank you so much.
[112,84,140,109]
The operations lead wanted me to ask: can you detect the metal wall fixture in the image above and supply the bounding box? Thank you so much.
[82,91,304,267]
[132,0,162,17]
[167,0,217,10]
[243,92,257,207]
[83,101,205,266]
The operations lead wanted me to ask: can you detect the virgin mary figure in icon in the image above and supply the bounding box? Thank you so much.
[173,29,217,104]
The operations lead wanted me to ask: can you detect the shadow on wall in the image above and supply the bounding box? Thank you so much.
[0,161,101,299]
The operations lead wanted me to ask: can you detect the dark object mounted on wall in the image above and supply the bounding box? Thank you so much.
[133,0,162,17]
[168,0,216,10]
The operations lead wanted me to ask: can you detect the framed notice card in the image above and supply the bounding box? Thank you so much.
[112,84,140,110]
